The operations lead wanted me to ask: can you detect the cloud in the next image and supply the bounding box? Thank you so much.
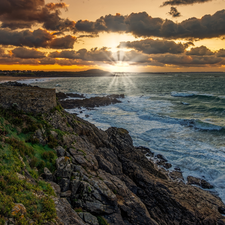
[74,10,225,39]
[152,54,222,66]
[118,39,193,54]
[0,0,76,32]
[12,47,46,58]
[161,0,212,6]
[168,7,181,17]
[77,34,99,38]
[0,28,76,49]
[186,46,214,55]
[216,49,225,57]
[48,35,77,49]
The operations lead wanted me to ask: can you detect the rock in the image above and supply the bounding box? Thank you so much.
[53,197,87,225]
[61,190,72,198]
[78,212,99,225]
[72,180,118,214]
[59,96,122,109]
[169,170,184,181]
[58,178,70,192]
[156,160,172,169]
[44,167,53,181]
[155,154,167,162]
[50,130,58,138]
[71,178,81,196]
[56,146,66,157]
[11,203,26,219]
[47,181,61,197]
[55,156,72,178]
[187,176,214,189]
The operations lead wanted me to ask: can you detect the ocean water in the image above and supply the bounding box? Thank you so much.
[22,72,225,202]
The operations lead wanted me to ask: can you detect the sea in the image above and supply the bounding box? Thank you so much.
[20,72,225,202]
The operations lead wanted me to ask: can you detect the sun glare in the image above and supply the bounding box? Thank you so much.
[109,61,130,72]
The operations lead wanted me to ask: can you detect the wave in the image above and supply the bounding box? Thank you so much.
[171,91,225,102]
[180,119,224,131]
[139,113,224,132]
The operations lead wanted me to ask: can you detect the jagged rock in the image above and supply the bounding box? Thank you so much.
[58,178,70,192]
[169,170,184,181]
[44,167,53,181]
[73,180,117,214]
[61,190,72,198]
[55,156,72,178]
[71,178,81,196]
[68,148,98,171]
[56,146,66,157]
[78,212,99,225]
[53,197,87,225]
[187,176,214,189]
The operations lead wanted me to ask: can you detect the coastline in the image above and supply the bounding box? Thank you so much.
[0,76,46,83]
[0,82,225,224]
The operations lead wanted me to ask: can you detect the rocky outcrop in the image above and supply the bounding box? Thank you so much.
[41,109,225,225]
[57,94,124,109]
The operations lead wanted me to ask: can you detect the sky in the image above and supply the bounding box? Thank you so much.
[1,0,225,72]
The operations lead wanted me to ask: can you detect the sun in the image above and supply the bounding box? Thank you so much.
[109,61,130,72]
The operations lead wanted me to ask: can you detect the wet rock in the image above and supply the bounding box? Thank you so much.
[78,212,99,225]
[156,160,172,169]
[59,96,122,109]
[156,154,167,162]
[169,170,184,181]
[187,176,214,189]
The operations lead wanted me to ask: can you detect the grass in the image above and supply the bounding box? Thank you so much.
[0,107,59,224]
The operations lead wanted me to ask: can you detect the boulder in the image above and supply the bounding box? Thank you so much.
[44,167,53,181]
[56,146,66,157]
[78,212,99,225]
[187,176,214,189]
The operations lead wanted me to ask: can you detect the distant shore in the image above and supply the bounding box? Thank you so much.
[0,76,46,83]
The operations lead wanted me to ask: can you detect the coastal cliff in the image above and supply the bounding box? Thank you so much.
[0,83,225,225]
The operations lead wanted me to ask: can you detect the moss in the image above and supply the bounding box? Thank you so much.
[74,207,83,213]
[97,216,109,225]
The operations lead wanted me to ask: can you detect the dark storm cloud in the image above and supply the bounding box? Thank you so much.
[12,47,46,58]
[0,29,76,49]
[0,29,53,47]
[186,46,214,55]
[75,10,225,39]
[48,35,77,49]
[118,39,193,54]
[169,7,181,17]
[161,0,212,6]
[0,0,76,32]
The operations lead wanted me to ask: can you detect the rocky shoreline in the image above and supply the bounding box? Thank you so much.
[1,83,225,224]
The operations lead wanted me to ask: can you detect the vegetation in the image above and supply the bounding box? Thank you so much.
[0,107,58,224]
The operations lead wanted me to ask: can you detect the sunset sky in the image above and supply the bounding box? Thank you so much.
[1,0,225,72]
